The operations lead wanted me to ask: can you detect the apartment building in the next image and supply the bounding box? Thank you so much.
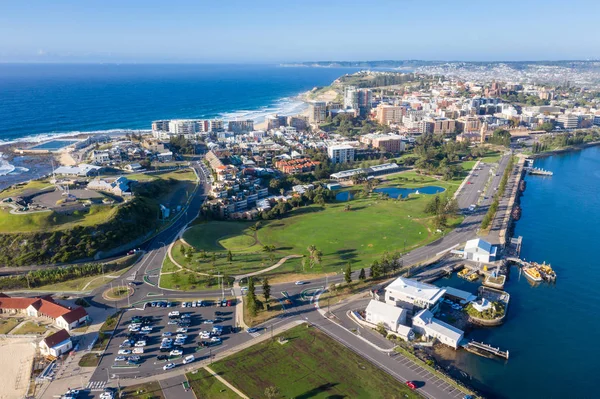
[309,101,327,124]
[327,144,355,164]
[376,104,405,125]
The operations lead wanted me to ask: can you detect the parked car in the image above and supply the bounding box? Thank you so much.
[162,332,172,337]
[163,363,176,371]
[118,349,131,355]
[210,336,221,343]
[203,319,214,324]
[168,320,178,325]
[169,349,183,356]
[406,381,416,390]
[114,356,126,362]
[156,355,168,361]
[176,327,188,333]
[134,341,146,347]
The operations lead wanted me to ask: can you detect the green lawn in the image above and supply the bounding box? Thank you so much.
[480,150,502,164]
[209,324,421,399]
[78,353,100,367]
[120,381,165,399]
[461,160,477,171]
[125,169,197,182]
[99,311,122,332]
[12,321,47,335]
[0,179,53,199]
[181,178,461,275]
[0,204,118,233]
[32,266,133,292]
[187,369,239,399]
[0,318,20,334]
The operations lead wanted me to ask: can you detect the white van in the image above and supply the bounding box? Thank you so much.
[183,354,195,364]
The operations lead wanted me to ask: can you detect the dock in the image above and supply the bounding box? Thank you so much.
[506,257,556,282]
[525,167,553,176]
[463,340,509,360]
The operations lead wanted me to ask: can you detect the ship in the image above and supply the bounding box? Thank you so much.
[511,205,522,221]
[523,266,543,282]
[536,262,557,282]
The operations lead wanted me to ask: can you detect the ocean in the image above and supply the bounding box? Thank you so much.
[435,146,600,399]
[0,63,359,184]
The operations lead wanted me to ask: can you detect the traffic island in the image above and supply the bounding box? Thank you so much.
[102,286,134,301]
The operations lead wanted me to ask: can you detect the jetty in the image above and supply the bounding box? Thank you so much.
[506,257,557,282]
[524,158,553,176]
[464,340,509,360]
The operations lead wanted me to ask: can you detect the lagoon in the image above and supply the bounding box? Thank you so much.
[335,185,445,201]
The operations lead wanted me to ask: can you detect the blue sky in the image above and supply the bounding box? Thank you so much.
[1,0,599,63]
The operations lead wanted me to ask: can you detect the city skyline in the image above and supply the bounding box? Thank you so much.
[2,0,600,63]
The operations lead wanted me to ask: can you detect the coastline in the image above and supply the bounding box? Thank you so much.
[529,140,600,159]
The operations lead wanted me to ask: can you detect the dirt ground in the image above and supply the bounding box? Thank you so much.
[0,337,36,399]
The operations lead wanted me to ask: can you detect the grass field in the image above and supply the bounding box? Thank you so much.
[12,321,47,335]
[480,150,502,164]
[78,353,100,367]
[0,204,118,233]
[209,324,420,399]
[187,369,239,399]
[32,266,133,292]
[125,169,197,182]
[0,179,52,199]
[0,318,20,334]
[121,382,165,399]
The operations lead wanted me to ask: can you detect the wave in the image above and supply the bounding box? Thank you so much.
[0,94,309,145]
[0,153,15,176]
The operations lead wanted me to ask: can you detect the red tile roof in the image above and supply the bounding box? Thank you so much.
[43,329,71,348]
[60,307,88,323]
[0,296,38,310]
[33,299,71,319]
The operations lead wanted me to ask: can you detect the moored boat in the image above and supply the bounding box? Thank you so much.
[523,267,542,282]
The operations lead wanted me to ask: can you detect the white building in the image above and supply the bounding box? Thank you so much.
[365,300,413,340]
[327,144,355,164]
[412,309,464,349]
[557,114,579,129]
[462,238,497,263]
[39,329,73,357]
[385,277,445,312]
[92,150,110,164]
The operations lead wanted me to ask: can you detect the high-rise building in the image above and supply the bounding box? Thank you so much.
[344,86,372,115]
[152,120,170,132]
[308,101,327,124]
[327,144,355,164]
[228,120,254,133]
[344,86,359,110]
[287,115,308,131]
[168,120,201,135]
[208,119,224,132]
[376,104,405,125]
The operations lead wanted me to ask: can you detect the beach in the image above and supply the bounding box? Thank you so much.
[0,337,36,399]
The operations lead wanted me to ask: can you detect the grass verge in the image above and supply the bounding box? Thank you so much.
[11,321,47,335]
[209,323,421,399]
[187,369,239,399]
[78,353,100,367]
[120,381,165,399]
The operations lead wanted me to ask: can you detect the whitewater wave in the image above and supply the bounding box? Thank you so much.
[0,95,309,145]
[0,153,15,176]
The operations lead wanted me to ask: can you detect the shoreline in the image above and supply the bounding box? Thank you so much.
[529,140,600,159]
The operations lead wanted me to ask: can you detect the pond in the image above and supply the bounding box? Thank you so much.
[335,185,446,201]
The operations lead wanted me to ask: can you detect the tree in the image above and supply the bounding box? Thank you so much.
[264,386,280,399]
[179,245,185,256]
[262,277,271,305]
[358,268,366,281]
[375,322,387,337]
[344,263,352,284]
[247,277,258,317]
[227,250,233,263]
[539,121,554,132]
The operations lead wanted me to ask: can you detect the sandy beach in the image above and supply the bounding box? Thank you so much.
[0,337,36,399]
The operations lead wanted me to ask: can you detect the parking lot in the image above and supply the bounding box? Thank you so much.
[87,300,239,390]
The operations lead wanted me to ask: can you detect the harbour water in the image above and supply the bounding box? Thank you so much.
[434,146,600,399]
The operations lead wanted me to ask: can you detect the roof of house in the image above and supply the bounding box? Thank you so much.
[33,299,71,319]
[386,277,446,305]
[0,296,38,310]
[413,309,464,342]
[365,300,406,321]
[43,329,71,348]
[443,286,477,302]
[60,307,88,323]
[464,238,496,255]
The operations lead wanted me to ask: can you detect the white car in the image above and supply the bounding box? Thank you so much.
[114,356,126,362]
[118,349,131,355]
[168,311,180,317]
[183,354,195,364]
[162,332,172,337]
[141,326,152,331]
[181,302,187,308]
[176,334,188,339]
[169,349,183,356]
[191,301,197,307]
[210,336,221,343]
[168,320,178,325]
[100,393,114,399]
[134,341,146,347]
[199,331,211,339]
[295,280,307,285]
[203,319,214,324]
[176,327,188,333]
[163,362,176,371]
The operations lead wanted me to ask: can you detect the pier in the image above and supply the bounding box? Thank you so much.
[464,340,509,360]
[525,167,553,176]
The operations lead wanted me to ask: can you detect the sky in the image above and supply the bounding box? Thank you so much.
[1,0,600,63]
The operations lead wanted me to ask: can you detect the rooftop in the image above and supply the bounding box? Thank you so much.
[365,299,407,320]
[386,277,446,305]
[414,309,464,342]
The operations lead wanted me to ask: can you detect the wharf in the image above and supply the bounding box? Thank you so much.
[505,257,556,282]
[463,340,509,360]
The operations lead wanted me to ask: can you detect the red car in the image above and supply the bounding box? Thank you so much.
[467,182,473,185]
[406,381,416,390]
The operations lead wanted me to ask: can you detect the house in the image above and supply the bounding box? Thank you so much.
[412,309,464,349]
[39,329,73,357]
[0,294,88,332]
[156,151,173,162]
[365,300,413,340]
[125,163,144,172]
[384,277,445,312]
[87,176,133,196]
[462,238,497,263]
[54,164,101,177]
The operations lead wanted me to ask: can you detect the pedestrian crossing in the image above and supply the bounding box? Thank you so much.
[248,331,261,338]
[87,380,107,391]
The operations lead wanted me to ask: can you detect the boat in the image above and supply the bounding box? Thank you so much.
[467,272,479,282]
[458,268,470,278]
[523,267,542,282]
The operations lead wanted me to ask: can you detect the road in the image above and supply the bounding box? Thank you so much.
[52,158,513,399]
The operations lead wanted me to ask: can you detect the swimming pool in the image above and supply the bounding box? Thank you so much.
[30,140,79,151]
